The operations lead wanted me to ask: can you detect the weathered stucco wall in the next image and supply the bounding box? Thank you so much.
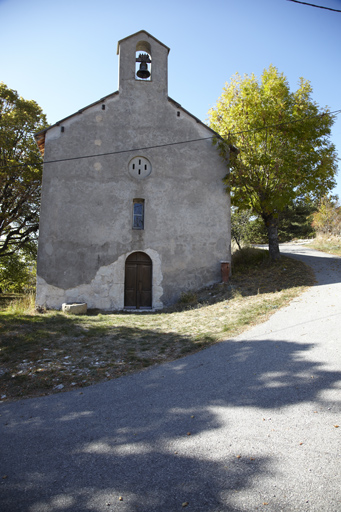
[36,31,231,310]
[36,248,163,310]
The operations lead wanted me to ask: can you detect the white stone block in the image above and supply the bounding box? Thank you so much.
[62,302,87,315]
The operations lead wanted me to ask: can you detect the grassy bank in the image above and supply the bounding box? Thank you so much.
[0,248,315,402]
[309,234,341,257]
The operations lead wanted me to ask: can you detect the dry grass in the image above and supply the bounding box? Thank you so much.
[309,234,341,256]
[0,249,315,402]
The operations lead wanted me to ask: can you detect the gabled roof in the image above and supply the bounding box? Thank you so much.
[167,97,222,139]
[34,91,119,157]
[35,31,223,156]
[116,30,170,55]
[34,93,222,157]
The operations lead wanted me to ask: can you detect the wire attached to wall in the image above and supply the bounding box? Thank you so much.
[2,109,341,170]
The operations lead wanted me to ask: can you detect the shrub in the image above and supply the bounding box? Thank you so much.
[5,293,36,315]
[232,247,270,271]
[178,291,198,305]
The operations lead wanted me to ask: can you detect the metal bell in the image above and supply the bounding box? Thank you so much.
[137,61,150,79]
[136,53,151,79]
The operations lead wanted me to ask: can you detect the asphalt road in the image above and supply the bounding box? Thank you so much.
[1,243,340,512]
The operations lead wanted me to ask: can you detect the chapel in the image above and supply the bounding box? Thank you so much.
[35,30,231,310]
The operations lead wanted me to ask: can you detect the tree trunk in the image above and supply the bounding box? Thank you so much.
[233,236,242,251]
[264,214,280,260]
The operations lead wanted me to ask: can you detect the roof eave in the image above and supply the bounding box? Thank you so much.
[34,91,119,156]
[167,96,223,140]
[117,30,170,55]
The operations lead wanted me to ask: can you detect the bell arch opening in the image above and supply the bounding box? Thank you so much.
[135,41,152,81]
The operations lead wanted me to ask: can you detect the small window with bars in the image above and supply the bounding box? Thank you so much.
[133,199,145,229]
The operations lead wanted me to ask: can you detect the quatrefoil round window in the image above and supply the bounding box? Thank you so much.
[128,156,152,180]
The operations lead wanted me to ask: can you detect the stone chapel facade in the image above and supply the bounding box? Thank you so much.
[35,30,231,310]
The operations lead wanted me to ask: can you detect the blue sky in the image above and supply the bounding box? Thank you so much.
[1,0,340,197]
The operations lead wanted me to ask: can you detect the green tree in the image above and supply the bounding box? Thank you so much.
[277,198,317,241]
[209,65,338,259]
[312,195,341,236]
[0,247,36,293]
[0,82,47,260]
[231,208,255,249]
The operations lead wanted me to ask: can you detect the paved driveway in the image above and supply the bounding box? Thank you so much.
[1,244,340,512]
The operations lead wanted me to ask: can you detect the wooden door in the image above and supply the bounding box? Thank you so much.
[124,252,152,308]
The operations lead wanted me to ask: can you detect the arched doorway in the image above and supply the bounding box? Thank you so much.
[124,252,152,309]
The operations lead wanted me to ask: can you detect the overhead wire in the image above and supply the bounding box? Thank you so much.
[1,108,341,170]
[226,108,341,136]
[287,0,341,13]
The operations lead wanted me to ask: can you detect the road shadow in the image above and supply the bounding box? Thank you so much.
[1,336,340,511]
[278,244,341,287]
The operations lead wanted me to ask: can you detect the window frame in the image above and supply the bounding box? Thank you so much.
[132,199,145,230]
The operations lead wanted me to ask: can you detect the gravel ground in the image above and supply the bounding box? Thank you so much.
[0,243,340,512]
